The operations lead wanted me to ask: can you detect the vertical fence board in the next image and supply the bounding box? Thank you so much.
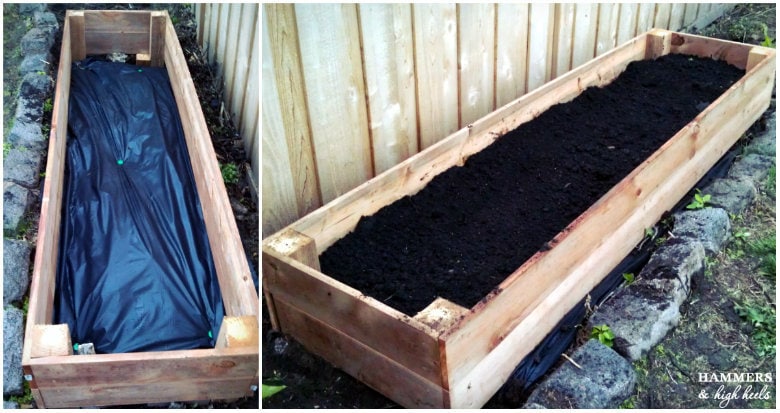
[207,4,220,64]
[215,4,232,82]
[595,3,619,57]
[221,4,241,109]
[495,3,528,107]
[264,4,319,222]
[262,13,300,236]
[617,3,639,45]
[413,4,459,149]
[458,3,496,126]
[552,3,575,79]
[295,4,372,203]
[654,3,672,30]
[669,4,686,32]
[683,3,699,28]
[230,3,257,130]
[572,3,598,69]
[527,3,554,91]
[636,3,656,35]
[359,4,418,174]
[243,20,260,202]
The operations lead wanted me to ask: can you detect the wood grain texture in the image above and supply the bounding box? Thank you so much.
[149,12,165,67]
[359,4,418,174]
[83,10,151,54]
[69,12,86,60]
[572,3,598,68]
[595,3,619,56]
[552,3,575,79]
[495,3,529,107]
[636,3,656,35]
[30,325,72,358]
[413,3,459,149]
[296,3,372,203]
[617,3,638,45]
[669,3,686,31]
[229,4,257,132]
[654,3,672,30]
[683,3,699,28]
[220,4,241,107]
[527,3,554,91]
[458,3,496,126]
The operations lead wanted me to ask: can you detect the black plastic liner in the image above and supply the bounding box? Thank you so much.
[54,59,224,354]
[495,140,746,403]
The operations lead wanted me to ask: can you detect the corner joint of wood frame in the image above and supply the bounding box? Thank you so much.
[215,316,259,348]
[263,228,321,271]
[646,29,673,60]
[30,324,73,358]
[746,47,772,72]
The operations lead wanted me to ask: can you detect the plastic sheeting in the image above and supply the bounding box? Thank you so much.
[54,59,224,353]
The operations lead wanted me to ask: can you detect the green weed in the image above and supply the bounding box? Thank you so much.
[262,383,286,399]
[748,233,775,279]
[623,272,635,286]
[734,303,775,357]
[686,189,711,210]
[220,162,240,185]
[591,324,615,348]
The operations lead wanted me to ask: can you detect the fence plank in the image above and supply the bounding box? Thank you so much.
[230,4,257,128]
[552,3,575,79]
[527,3,554,91]
[262,14,300,236]
[595,3,619,56]
[683,3,699,28]
[413,4,459,149]
[359,4,418,174]
[669,3,686,31]
[572,3,598,68]
[458,3,496,126]
[221,5,241,109]
[295,4,372,203]
[654,3,672,30]
[244,20,260,202]
[617,3,639,45]
[495,3,529,107]
[636,3,656,34]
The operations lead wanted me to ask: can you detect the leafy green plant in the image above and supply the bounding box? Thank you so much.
[591,324,615,348]
[686,189,711,210]
[43,98,53,114]
[748,233,776,279]
[760,23,775,48]
[3,142,11,157]
[623,272,635,285]
[220,162,239,185]
[734,303,776,357]
[262,383,286,399]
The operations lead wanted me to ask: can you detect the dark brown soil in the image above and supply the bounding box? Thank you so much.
[319,54,743,316]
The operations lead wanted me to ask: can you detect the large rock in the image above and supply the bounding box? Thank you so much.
[3,147,43,188]
[524,339,636,409]
[3,239,31,306]
[20,28,50,57]
[6,120,46,150]
[3,307,25,396]
[19,4,45,14]
[590,240,704,361]
[3,182,32,236]
[33,11,59,32]
[728,154,775,186]
[672,208,730,255]
[703,177,757,215]
[3,401,19,409]
[20,53,54,76]
[746,116,776,157]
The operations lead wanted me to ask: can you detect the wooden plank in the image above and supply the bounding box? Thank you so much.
[149,12,165,67]
[215,3,232,84]
[215,316,259,348]
[683,3,699,29]
[551,3,575,79]
[28,347,257,407]
[30,325,72,358]
[83,11,151,55]
[635,3,656,35]
[571,3,598,69]
[495,3,529,107]
[669,3,686,32]
[669,31,759,70]
[207,4,220,64]
[654,3,672,30]
[163,12,258,318]
[195,3,205,45]
[646,29,672,60]
[527,3,554,91]
[617,3,638,45]
[595,3,619,56]
[295,4,372,203]
[263,249,442,385]
[275,299,445,408]
[229,3,257,132]
[359,4,418,174]
[413,3,459,149]
[69,12,86,60]
[458,3,496,126]
[413,298,469,333]
[221,4,242,108]
[243,18,260,208]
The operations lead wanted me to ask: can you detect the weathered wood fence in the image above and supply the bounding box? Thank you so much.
[194,3,260,194]
[262,3,734,237]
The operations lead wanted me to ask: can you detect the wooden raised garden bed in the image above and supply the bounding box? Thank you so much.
[262,29,775,408]
[22,10,259,408]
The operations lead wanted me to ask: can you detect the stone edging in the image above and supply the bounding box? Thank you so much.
[524,112,776,408]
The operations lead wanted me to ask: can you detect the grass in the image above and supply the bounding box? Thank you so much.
[734,302,776,357]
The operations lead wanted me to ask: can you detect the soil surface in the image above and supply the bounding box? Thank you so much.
[320,54,743,316]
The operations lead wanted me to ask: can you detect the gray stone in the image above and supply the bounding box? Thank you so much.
[3,147,43,188]
[3,307,25,396]
[673,208,730,255]
[525,339,636,409]
[703,177,757,215]
[3,239,31,306]
[728,154,775,186]
[4,401,20,409]
[3,182,32,236]
[745,116,776,156]
[20,28,50,56]
[591,240,704,360]
[7,121,46,150]
[18,72,52,104]
[33,11,59,31]
[19,4,45,14]
[20,53,53,76]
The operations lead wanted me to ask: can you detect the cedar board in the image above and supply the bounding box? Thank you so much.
[262,29,776,408]
[22,10,259,408]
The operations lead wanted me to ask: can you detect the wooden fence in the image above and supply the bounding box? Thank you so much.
[194,3,260,195]
[262,3,734,237]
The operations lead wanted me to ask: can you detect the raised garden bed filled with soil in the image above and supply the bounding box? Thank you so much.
[23,10,258,408]
[262,30,776,408]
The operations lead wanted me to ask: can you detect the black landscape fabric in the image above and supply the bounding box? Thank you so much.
[55,59,224,353]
